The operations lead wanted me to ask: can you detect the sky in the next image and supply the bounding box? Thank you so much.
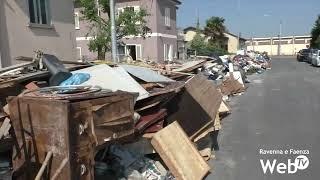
[177,0,320,38]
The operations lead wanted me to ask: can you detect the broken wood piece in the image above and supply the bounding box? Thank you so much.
[3,104,9,116]
[0,118,11,139]
[167,74,222,137]
[192,113,220,143]
[35,150,53,180]
[151,121,210,180]
[51,157,69,180]
[213,113,222,131]
[218,100,231,114]
[218,77,245,96]
[192,123,214,143]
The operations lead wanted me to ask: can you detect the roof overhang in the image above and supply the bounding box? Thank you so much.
[170,0,182,5]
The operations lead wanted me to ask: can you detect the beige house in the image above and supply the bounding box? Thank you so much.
[183,27,246,54]
[0,0,76,68]
[246,35,311,56]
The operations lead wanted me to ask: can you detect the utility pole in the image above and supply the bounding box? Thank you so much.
[237,32,241,50]
[110,0,118,63]
[95,0,100,16]
[278,20,282,56]
[196,8,200,30]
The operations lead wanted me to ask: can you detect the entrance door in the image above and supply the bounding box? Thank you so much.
[125,44,142,61]
[127,45,137,60]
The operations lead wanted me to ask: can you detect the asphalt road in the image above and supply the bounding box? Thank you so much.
[207,57,320,180]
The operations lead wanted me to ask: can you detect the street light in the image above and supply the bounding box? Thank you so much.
[278,20,282,56]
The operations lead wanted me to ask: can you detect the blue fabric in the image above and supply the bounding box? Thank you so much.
[59,73,90,86]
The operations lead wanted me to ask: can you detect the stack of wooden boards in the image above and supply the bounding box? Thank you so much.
[139,74,231,180]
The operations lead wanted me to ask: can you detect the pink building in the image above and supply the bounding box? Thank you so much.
[74,0,181,62]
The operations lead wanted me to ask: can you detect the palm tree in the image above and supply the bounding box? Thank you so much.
[311,15,320,48]
[203,17,227,46]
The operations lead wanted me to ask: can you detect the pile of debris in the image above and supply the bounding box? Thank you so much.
[0,51,268,180]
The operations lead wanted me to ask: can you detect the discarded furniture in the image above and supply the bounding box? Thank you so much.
[167,74,222,137]
[9,91,136,179]
[151,121,210,180]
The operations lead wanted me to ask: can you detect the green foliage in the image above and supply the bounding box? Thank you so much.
[204,17,227,46]
[189,33,206,54]
[311,15,320,48]
[76,0,150,59]
[188,31,228,56]
[188,16,228,56]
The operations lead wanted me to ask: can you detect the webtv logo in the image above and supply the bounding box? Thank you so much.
[260,155,309,174]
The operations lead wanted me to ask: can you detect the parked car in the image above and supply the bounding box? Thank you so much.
[311,49,320,66]
[307,49,316,63]
[297,49,310,62]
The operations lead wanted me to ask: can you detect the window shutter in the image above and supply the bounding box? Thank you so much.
[165,8,171,27]
[169,45,173,61]
[75,12,80,30]
[136,45,142,60]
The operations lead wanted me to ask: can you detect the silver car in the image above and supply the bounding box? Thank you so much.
[311,49,320,66]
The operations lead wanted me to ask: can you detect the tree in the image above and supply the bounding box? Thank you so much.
[77,0,150,60]
[203,17,227,46]
[188,32,228,56]
[311,15,320,48]
[189,32,207,55]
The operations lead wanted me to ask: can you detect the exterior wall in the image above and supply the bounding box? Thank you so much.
[225,33,238,54]
[157,0,177,36]
[184,30,197,42]
[184,30,208,42]
[74,6,104,60]
[122,37,159,61]
[0,0,76,67]
[157,37,178,61]
[246,36,311,56]
[116,0,158,33]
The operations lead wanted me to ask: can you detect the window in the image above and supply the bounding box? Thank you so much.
[117,6,139,16]
[117,6,141,25]
[75,12,80,30]
[165,7,171,27]
[28,0,50,25]
[164,44,173,61]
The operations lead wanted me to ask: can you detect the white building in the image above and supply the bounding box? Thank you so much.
[246,35,311,56]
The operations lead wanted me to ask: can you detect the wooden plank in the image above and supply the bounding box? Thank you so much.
[167,74,222,137]
[151,121,210,180]
[0,118,11,139]
[218,100,231,114]
[192,113,220,142]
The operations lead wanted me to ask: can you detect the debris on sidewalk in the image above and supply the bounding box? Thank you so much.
[0,50,269,179]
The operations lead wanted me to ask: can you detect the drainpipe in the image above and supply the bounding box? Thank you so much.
[110,0,118,63]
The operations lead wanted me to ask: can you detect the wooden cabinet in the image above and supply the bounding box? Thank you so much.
[9,92,135,180]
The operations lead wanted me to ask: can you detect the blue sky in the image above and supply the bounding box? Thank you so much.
[177,0,320,38]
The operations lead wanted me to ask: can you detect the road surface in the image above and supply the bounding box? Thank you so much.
[207,57,320,180]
